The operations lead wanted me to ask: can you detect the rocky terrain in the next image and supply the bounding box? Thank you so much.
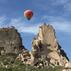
[0,24,71,71]
[17,24,71,71]
[0,27,26,60]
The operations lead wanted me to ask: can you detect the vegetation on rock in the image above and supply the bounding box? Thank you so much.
[0,58,63,71]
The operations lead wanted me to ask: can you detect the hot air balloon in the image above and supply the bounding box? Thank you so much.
[24,10,33,20]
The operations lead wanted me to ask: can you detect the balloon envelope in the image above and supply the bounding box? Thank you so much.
[24,10,33,20]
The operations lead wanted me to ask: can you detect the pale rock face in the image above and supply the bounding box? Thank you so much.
[48,51,60,60]
[17,24,69,68]
[38,24,58,51]
[31,24,69,67]
[1,50,5,55]
[38,25,55,44]
[62,62,71,71]
[65,62,71,68]
[16,50,32,64]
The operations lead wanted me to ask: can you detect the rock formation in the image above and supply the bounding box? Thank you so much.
[17,24,70,69]
[0,27,26,56]
[0,27,28,67]
[31,24,69,67]
[0,24,70,71]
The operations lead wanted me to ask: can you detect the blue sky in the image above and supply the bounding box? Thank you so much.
[0,0,71,60]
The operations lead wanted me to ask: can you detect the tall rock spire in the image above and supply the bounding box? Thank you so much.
[17,23,69,68]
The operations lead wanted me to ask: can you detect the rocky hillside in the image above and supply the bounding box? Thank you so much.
[0,27,26,57]
[0,24,71,71]
[31,24,69,66]
[17,24,71,71]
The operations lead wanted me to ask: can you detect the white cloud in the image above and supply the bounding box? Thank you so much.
[0,16,71,35]
[10,18,39,34]
[41,16,65,22]
[50,0,71,15]
[0,16,39,34]
[50,22,71,33]
[0,16,6,23]
[32,0,71,17]
[0,16,8,27]
[41,16,71,34]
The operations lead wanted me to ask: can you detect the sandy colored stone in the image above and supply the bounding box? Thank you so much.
[16,24,69,68]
